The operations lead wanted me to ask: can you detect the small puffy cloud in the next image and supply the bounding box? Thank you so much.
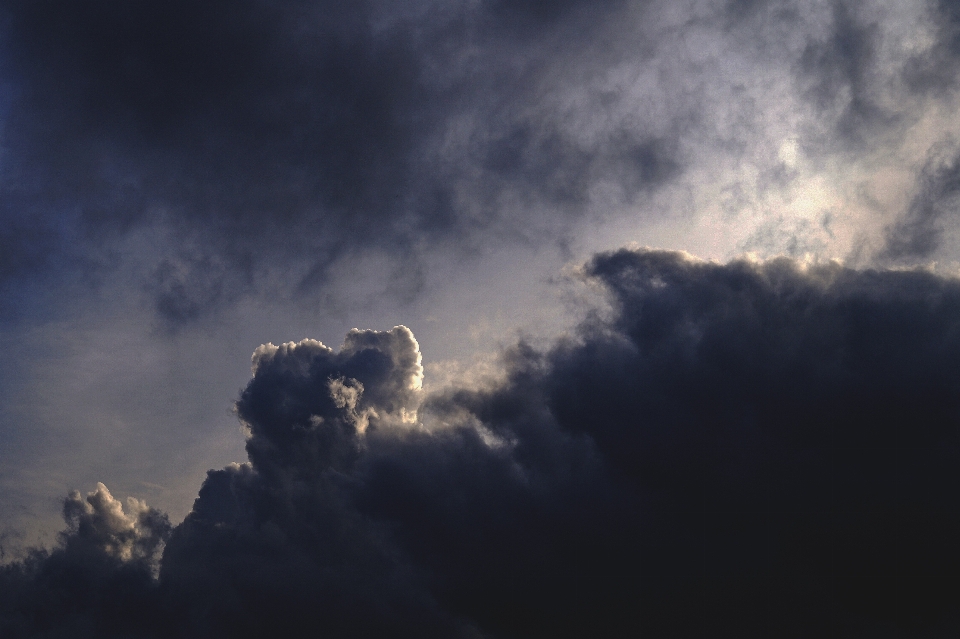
[0,483,171,639]
[62,482,169,564]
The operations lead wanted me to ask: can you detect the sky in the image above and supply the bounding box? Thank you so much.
[3,0,960,636]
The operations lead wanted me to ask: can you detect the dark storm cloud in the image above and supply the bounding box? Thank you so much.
[567,249,960,573]
[6,250,960,636]
[158,328,478,638]
[150,250,254,327]
[0,0,682,324]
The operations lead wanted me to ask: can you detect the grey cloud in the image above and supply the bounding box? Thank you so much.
[410,248,960,632]
[149,252,253,328]
[798,1,891,145]
[881,142,960,261]
[5,0,960,328]
[727,0,953,160]
[0,0,684,325]
[565,249,960,576]
[902,0,960,94]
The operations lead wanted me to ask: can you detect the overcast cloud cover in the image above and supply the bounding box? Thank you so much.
[4,0,960,636]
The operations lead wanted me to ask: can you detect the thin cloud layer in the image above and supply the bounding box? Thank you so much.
[5,250,960,636]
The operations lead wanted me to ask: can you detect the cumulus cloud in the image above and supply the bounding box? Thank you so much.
[161,326,471,637]
[62,482,170,565]
[0,483,171,638]
[5,250,960,635]
[239,326,424,476]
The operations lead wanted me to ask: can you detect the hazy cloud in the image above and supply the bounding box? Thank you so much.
[8,0,960,325]
[0,0,687,324]
[881,141,960,261]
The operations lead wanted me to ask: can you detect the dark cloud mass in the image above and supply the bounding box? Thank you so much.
[5,250,960,636]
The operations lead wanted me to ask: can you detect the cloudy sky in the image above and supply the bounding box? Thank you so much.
[3,0,960,635]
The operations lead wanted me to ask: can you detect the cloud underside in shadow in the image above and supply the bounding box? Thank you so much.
[4,248,960,637]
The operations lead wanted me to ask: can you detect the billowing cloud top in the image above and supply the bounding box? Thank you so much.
[62,482,170,565]
[240,326,423,475]
[4,249,960,636]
